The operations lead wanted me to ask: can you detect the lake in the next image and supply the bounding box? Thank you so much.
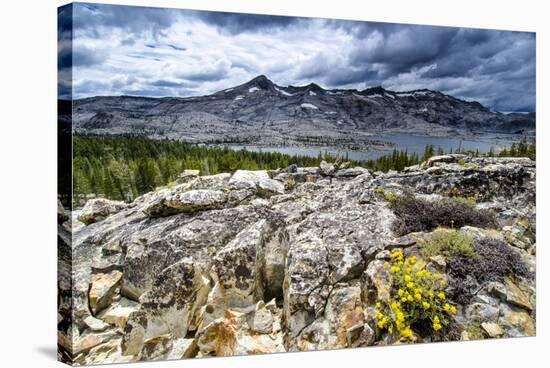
[226,133,524,161]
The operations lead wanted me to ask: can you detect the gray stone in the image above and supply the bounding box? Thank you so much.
[229,170,270,186]
[334,167,369,178]
[83,316,110,332]
[420,154,468,168]
[209,220,268,310]
[177,169,200,183]
[257,178,285,197]
[319,161,336,175]
[78,198,127,225]
[481,322,504,338]
[89,271,123,315]
[465,302,500,323]
[505,278,533,311]
[165,189,227,213]
[189,173,231,190]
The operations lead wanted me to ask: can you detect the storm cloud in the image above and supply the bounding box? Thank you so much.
[63,3,536,112]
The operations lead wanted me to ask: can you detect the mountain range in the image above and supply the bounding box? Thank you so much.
[69,75,535,148]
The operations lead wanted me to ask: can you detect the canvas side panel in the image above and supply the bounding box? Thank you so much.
[58,3,75,365]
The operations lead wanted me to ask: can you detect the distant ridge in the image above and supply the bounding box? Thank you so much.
[70,75,535,145]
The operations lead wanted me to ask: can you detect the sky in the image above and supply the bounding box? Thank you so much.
[58,3,536,112]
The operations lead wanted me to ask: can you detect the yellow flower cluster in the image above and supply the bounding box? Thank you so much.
[374,250,458,340]
[433,316,442,331]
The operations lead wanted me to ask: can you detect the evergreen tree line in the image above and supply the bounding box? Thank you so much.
[72,134,535,203]
[493,137,536,160]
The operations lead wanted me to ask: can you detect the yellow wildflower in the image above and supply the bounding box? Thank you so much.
[450,306,457,315]
[438,292,446,300]
[422,301,430,309]
[414,293,422,301]
[444,303,450,311]
[396,311,405,322]
[391,251,403,260]
[407,282,414,289]
[383,261,389,267]
[398,289,405,297]
[404,275,412,282]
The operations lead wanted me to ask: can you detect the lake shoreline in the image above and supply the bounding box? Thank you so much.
[212,132,530,161]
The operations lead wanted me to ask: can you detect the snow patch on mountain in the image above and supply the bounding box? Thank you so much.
[301,103,318,109]
[275,87,294,97]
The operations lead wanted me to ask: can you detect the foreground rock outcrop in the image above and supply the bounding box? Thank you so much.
[58,156,536,365]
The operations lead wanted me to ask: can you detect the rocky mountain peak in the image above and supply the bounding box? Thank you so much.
[304,82,324,92]
[245,74,275,90]
[361,86,389,96]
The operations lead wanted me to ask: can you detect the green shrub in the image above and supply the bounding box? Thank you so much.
[373,187,386,195]
[388,192,497,236]
[374,188,401,203]
[419,228,475,258]
[466,323,485,340]
[450,197,477,206]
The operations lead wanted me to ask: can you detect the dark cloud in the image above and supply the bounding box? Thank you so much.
[72,3,176,39]
[58,76,72,100]
[195,11,300,34]
[149,79,187,88]
[352,27,457,67]
[167,44,186,51]
[73,45,105,67]
[57,4,73,41]
[67,3,536,112]
[325,69,381,87]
